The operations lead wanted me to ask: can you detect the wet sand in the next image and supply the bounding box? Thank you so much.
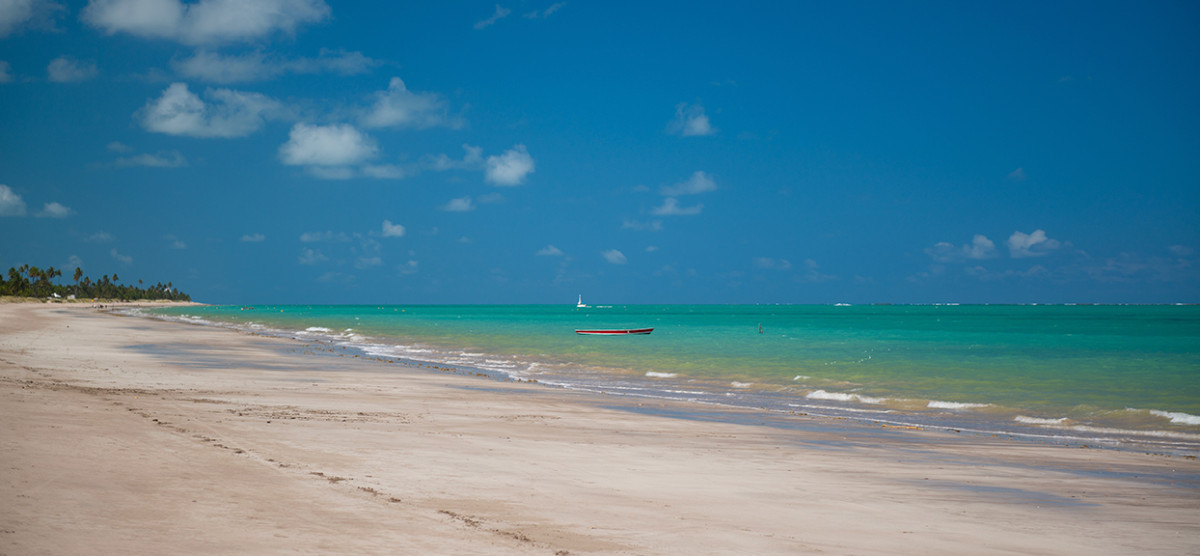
[2,303,1198,554]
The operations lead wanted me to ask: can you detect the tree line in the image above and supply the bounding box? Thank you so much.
[1,264,191,301]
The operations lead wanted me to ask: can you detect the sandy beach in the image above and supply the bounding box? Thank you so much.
[1,303,1197,555]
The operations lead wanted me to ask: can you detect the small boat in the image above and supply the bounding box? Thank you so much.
[576,294,588,308]
[575,328,654,335]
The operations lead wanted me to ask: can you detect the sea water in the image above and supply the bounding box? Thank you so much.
[141,304,1200,453]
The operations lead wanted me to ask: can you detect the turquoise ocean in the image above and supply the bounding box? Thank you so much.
[141,304,1200,453]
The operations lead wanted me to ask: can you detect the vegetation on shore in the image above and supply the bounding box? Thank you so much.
[1,265,191,302]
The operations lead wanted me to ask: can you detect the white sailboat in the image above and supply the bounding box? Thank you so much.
[577,295,588,308]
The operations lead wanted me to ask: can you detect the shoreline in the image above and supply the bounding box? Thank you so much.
[134,303,1200,457]
[0,296,205,307]
[2,303,1198,554]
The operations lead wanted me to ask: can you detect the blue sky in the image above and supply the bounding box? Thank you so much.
[1,1,1197,304]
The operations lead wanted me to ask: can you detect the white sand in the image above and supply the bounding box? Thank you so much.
[2,303,1197,554]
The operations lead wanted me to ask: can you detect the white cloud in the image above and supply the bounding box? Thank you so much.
[279,123,377,167]
[398,260,419,275]
[1075,251,1198,284]
[114,150,188,168]
[651,198,703,216]
[0,185,27,216]
[0,60,12,82]
[652,264,676,277]
[666,102,715,137]
[298,247,326,264]
[753,257,791,270]
[358,236,381,256]
[299,230,349,242]
[424,144,483,171]
[171,49,267,82]
[1007,229,1062,258]
[660,170,716,196]
[171,48,379,83]
[798,259,836,283]
[347,143,516,184]
[110,248,132,264]
[81,0,331,46]
[381,220,406,237]
[165,235,186,249]
[485,144,535,186]
[523,1,565,18]
[35,201,73,218]
[622,219,662,231]
[86,231,114,243]
[0,0,61,37]
[441,196,474,212]
[0,0,36,36]
[308,48,378,76]
[1169,245,1195,258]
[1007,167,1027,181]
[140,83,283,138]
[925,234,997,263]
[355,256,382,269]
[361,164,407,179]
[47,56,98,82]
[536,245,563,256]
[926,231,1064,263]
[106,141,133,153]
[304,166,355,180]
[473,4,510,29]
[240,233,265,242]
[964,235,997,259]
[82,0,183,40]
[316,271,354,283]
[602,249,627,265]
[361,77,459,129]
[962,264,1051,282]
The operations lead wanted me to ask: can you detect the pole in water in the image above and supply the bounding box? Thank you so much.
[758,323,763,334]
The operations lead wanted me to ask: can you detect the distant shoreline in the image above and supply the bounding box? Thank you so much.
[0,296,203,307]
[118,300,1199,307]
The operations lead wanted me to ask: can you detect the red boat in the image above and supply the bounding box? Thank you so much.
[574,328,654,335]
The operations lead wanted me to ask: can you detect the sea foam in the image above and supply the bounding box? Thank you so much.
[1014,415,1068,426]
[1149,410,1200,426]
[806,389,886,405]
[928,400,991,410]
